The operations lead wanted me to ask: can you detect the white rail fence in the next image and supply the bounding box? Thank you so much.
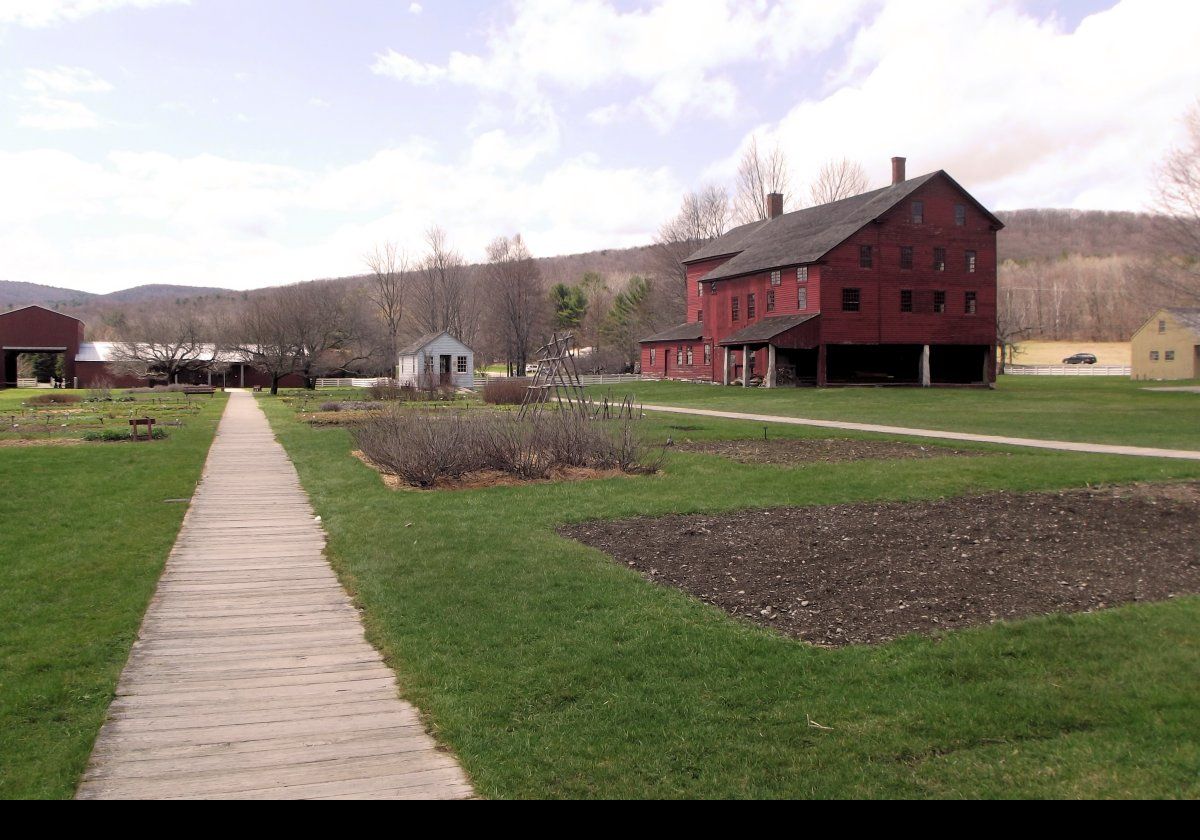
[314,377,396,389]
[317,373,644,390]
[1003,364,1130,376]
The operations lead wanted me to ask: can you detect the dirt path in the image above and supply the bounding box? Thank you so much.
[76,391,472,800]
[642,404,1200,461]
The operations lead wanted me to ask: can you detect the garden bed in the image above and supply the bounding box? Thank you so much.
[674,436,986,464]
[352,449,627,491]
[562,482,1200,646]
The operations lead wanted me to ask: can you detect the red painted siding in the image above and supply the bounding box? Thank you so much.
[640,340,713,381]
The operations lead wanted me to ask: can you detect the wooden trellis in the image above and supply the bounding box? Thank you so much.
[518,332,592,420]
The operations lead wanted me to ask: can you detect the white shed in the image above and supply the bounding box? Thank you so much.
[396,332,475,390]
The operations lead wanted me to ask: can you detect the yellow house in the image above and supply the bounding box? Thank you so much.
[1130,308,1200,380]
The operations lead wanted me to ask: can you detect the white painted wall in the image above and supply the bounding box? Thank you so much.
[396,333,474,389]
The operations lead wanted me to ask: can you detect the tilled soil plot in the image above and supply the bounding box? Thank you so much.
[673,437,986,464]
[561,483,1200,646]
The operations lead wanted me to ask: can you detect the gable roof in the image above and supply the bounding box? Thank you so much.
[717,313,819,346]
[688,171,1002,282]
[640,322,705,343]
[1166,307,1200,334]
[397,331,471,356]
[0,304,84,323]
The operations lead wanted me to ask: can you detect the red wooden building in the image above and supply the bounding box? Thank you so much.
[640,159,1003,386]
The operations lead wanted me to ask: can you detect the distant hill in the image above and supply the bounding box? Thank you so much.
[0,280,96,310]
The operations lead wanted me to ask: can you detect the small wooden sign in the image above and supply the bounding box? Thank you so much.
[129,417,157,441]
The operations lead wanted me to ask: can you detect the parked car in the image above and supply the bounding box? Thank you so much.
[1062,353,1098,365]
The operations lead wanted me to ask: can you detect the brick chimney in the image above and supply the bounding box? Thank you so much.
[891,156,906,185]
[766,192,784,219]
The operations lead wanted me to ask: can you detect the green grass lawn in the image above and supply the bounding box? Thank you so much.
[584,377,1200,450]
[0,390,227,799]
[259,392,1200,799]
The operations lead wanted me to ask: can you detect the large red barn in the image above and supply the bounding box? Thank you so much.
[640,159,1003,386]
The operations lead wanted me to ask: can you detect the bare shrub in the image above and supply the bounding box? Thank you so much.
[483,377,544,405]
[367,382,403,401]
[353,408,473,487]
[319,401,342,412]
[28,393,82,405]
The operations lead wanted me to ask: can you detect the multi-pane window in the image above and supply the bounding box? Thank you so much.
[732,297,740,321]
[456,356,467,373]
[676,347,683,366]
[697,280,703,298]
[1166,350,1176,361]
[704,344,711,366]
[900,246,913,269]
[954,204,966,226]
[686,346,694,366]
[1150,350,1160,361]
[797,286,807,310]
[796,266,808,282]
[747,293,756,319]
[933,291,946,313]
[859,245,873,269]
[900,289,913,312]
[766,289,775,312]
[770,270,781,286]
[965,291,977,314]
[710,281,717,295]
[912,200,924,224]
[933,248,946,271]
[842,288,861,312]
[649,348,655,366]
[965,250,977,273]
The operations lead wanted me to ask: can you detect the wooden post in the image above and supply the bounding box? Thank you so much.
[766,344,776,388]
[742,344,750,387]
[817,344,827,387]
[920,344,931,387]
[722,346,730,386]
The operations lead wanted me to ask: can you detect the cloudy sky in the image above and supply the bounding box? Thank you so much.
[1,0,1197,293]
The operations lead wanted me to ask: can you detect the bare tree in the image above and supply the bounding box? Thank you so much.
[414,226,478,344]
[110,306,212,383]
[1151,101,1200,302]
[484,234,545,376]
[363,241,408,366]
[732,136,791,224]
[652,184,730,318]
[809,158,870,205]
[225,290,301,396]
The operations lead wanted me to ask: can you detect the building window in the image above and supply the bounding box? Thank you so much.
[965,291,977,314]
[696,280,703,298]
[747,293,756,319]
[859,245,873,269]
[796,266,808,282]
[686,346,694,366]
[1150,350,1160,361]
[900,246,913,269]
[955,204,966,226]
[900,289,913,312]
[676,347,683,366]
[456,356,467,373]
[766,289,775,312]
[797,286,807,310]
[704,344,711,366]
[649,348,655,366]
[709,281,717,295]
[732,297,740,321]
[965,250,977,273]
[697,309,703,321]
[1166,350,1176,361]
[933,248,946,271]
[933,291,946,313]
[1159,320,1167,333]
[842,287,861,312]
[770,270,781,286]
[912,200,924,224]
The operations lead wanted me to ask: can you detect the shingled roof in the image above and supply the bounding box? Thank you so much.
[1166,307,1200,334]
[687,171,1002,282]
[717,313,819,346]
[640,322,705,343]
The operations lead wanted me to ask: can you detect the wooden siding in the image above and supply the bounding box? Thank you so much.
[397,333,474,389]
[1131,309,1200,380]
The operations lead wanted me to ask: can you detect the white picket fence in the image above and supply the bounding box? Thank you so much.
[1004,364,1130,376]
[314,377,395,389]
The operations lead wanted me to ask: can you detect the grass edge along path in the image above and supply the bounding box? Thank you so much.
[0,392,228,799]
[260,394,1200,799]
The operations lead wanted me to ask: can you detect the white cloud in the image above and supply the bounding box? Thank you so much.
[0,0,188,28]
[16,66,112,130]
[409,2,423,15]
[308,97,331,108]
[23,66,113,94]
[372,0,870,131]
[17,97,104,130]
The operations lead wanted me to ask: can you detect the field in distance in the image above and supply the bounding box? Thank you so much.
[1010,340,1131,366]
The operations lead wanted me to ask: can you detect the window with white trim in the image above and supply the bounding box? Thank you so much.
[770,270,781,286]
[796,266,808,282]
[456,356,467,373]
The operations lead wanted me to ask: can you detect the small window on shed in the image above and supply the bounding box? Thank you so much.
[933,248,946,271]
[796,266,808,282]
[965,291,977,314]
[1150,350,1160,361]
[900,246,913,269]
[912,200,924,224]
[732,297,740,321]
[842,288,861,312]
[955,204,966,226]
[797,286,807,310]
[770,270,781,286]
[933,291,946,313]
[747,293,756,319]
[456,356,467,373]
[697,309,703,321]
[1166,350,1176,361]
[859,245,873,269]
[900,289,913,312]
[965,250,977,273]
[766,289,775,312]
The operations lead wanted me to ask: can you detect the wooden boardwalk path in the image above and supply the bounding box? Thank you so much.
[77,391,472,800]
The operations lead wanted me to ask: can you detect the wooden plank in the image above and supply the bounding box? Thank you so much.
[76,391,472,800]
